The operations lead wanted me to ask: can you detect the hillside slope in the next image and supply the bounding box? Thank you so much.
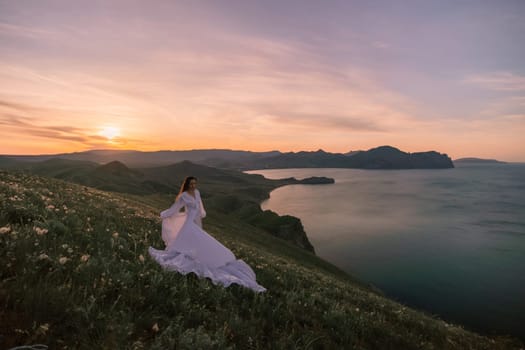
[0,171,521,349]
[0,159,317,251]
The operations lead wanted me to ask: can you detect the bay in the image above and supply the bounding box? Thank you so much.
[247,164,525,339]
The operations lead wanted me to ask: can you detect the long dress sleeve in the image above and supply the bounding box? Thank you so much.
[197,190,206,218]
[160,196,185,219]
[160,196,187,247]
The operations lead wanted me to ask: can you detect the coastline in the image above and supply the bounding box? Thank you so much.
[251,167,525,342]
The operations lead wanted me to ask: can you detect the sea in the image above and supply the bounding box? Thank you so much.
[246,163,525,339]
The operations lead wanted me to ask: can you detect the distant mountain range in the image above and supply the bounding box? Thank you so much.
[454,157,507,164]
[1,145,454,169]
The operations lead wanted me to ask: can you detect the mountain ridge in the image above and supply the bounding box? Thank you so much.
[2,145,454,169]
[454,157,507,164]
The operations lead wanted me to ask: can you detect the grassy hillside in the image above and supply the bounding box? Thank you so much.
[1,158,317,252]
[0,171,522,349]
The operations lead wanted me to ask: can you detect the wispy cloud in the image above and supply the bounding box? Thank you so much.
[0,106,147,148]
[371,41,390,49]
[0,21,61,40]
[0,99,42,112]
[0,112,98,142]
[147,32,420,133]
[266,111,385,132]
[463,72,525,91]
[0,115,91,143]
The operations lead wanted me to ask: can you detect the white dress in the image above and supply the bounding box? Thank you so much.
[148,189,266,292]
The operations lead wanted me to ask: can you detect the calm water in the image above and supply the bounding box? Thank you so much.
[247,164,525,339]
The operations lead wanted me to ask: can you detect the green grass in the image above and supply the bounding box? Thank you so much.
[0,170,523,349]
[3,158,314,251]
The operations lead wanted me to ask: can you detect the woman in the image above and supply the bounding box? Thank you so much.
[148,176,266,292]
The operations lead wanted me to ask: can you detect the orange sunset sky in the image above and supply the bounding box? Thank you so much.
[1,1,524,161]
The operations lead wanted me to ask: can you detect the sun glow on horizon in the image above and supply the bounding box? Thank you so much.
[98,126,121,141]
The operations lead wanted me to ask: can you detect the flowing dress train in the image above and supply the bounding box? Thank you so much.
[148,189,266,292]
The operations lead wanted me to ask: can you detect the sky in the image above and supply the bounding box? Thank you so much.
[1,0,524,161]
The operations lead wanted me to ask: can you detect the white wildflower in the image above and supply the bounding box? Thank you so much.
[33,227,48,236]
[36,323,50,336]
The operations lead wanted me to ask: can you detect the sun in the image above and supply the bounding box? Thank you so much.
[98,126,121,140]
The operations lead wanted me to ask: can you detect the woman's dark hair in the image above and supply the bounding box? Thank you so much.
[177,176,197,198]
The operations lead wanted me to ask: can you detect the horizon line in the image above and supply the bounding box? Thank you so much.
[1,147,522,163]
